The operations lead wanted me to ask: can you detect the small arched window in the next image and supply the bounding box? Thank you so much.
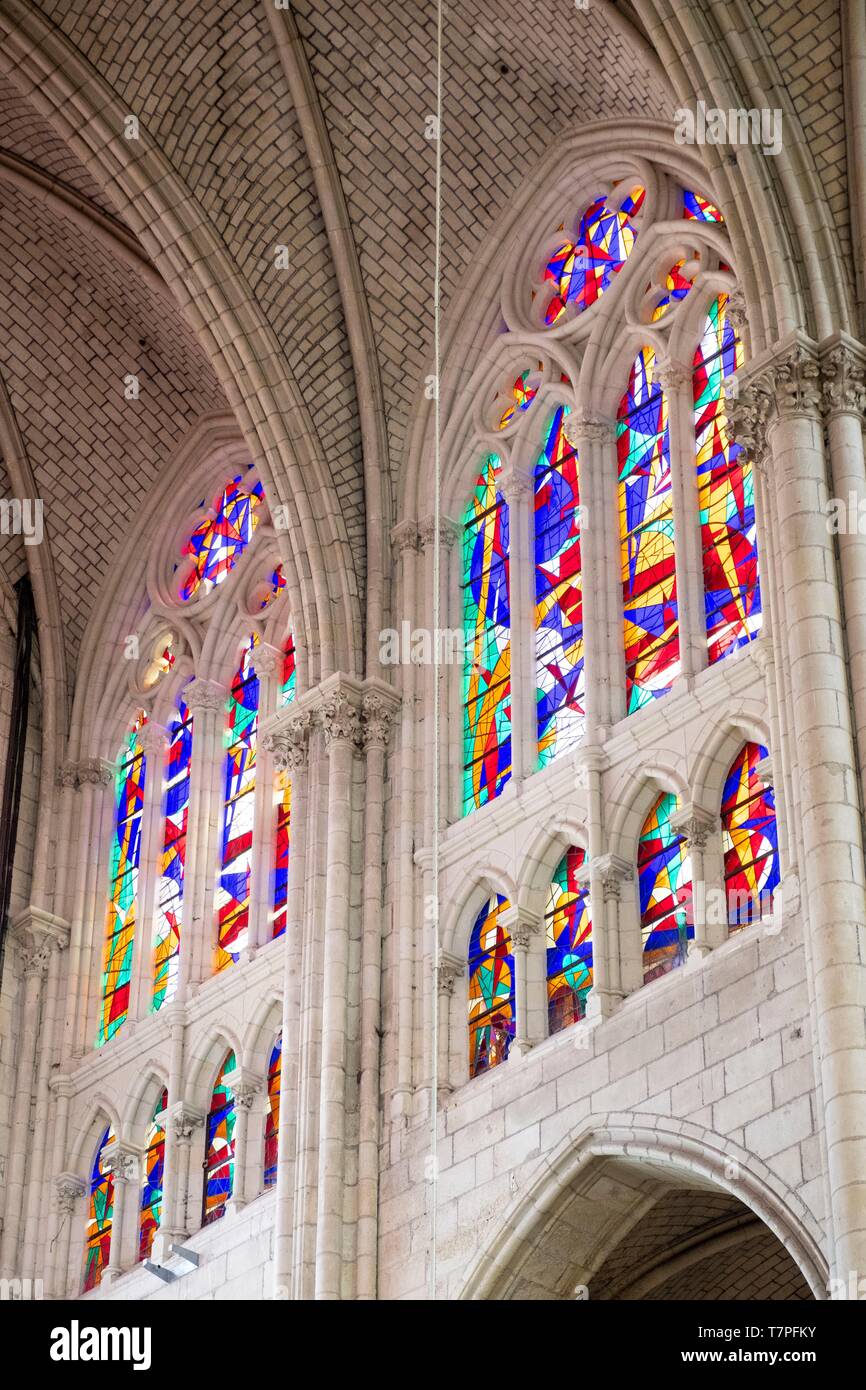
[83,1126,115,1291]
[217,637,259,970]
[264,1036,281,1189]
[468,894,514,1077]
[546,846,592,1033]
[139,1088,168,1261]
[693,294,761,661]
[203,1052,236,1226]
[99,712,148,1045]
[463,458,511,813]
[153,694,193,1010]
[722,742,779,930]
[177,472,264,602]
[619,347,679,713]
[535,406,585,764]
[638,792,692,983]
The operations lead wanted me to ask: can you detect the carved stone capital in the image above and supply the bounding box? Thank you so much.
[593,853,633,902]
[318,687,363,750]
[499,905,541,950]
[757,341,822,420]
[390,520,420,556]
[101,1141,141,1184]
[10,906,69,978]
[136,720,170,756]
[55,1172,86,1213]
[671,804,718,850]
[58,757,115,790]
[261,708,312,772]
[568,410,616,444]
[223,1073,262,1112]
[418,515,460,551]
[170,1104,204,1143]
[183,677,227,714]
[725,287,749,336]
[251,642,283,680]
[728,383,773,466]
[820,338,866,419]
[361,688,400,750]
[656,361,693,394]
[499,462,533,502]
[436,950,464,996]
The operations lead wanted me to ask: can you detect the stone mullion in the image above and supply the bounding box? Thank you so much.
[578,747,620,1016]
[661,363,706,684]
[129,721,169,1022]
[248,643,282,954]
[754,340,866,1281]
[435,952,464,1096]
[150,1005,187,1258]
[179,679,227,993]
[596,856,638,996]
[261,708,311,1298]
[571,418,615,737]
[500,470,535,785]
[101,1142,141,1283]
[314,682,362,1300]
[169,1106,205,1238]
[224,1074,264,1211]
[672,805,720,958]
[52,1171,86,1299]
[597,425,627,726]
[390,521,419,1114]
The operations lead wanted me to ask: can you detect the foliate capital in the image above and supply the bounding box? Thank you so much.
[569,410,616,444]
[390,520,420,556]
[820,339,866,419]
[55,1172,86,1213]
[361,688,400,751]
[184,677,227,714]
[318,687,363,750]
[261,709,312,772]
[58,757,115,790]
[418,515,460,551]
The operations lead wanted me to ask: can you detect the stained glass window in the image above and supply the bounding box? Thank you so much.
[280,634,296,708]
[272,636,296,938]
[619,347,680,712]
[264,1036,281,1189]
[463,457,511,813]
[217,636,259,971]
[498,368,539,429]
[544,187,644,324]
[639,792,692,983]
[178,473,264,602]
[202,1052,236,1225]
[262,564,287,609]
[153,696,192,1011]
[694,294,761,661]
[651,260,695,320]
[684,190,724,223]
[83,1126,115,1291]
[535,406,585,764]
[546,846,592,1033]
[722,742,780,930]
[99,712,148,1046]
[139,1088,168,1261]
[468,894,514,1077]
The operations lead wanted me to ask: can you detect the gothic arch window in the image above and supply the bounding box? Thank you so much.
[203,1051,236,1226]
[98,711,148,1046]
[264,1035,282,1189]
[722,742,779,929]
[619,347,679,712]
[638,792,692,984]
[462,458,511,813]
[83,1126,115,1291]
[217,635,260,971]
[468,893,514,1077]
[176,470,264,602]
[153,693,193,1010]
[535,406,585,763]
[546,845,592,1033]
[139,1088,168,1261]
[693,294,761,659]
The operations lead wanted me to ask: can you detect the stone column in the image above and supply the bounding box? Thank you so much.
[129,720,169,1021]
[672,804,720,957]
[52,1173,86,1299]
[577,746,620,1018]
[168,1104,204,1239]
[434,951,464,1097]
[149,1003,186,1260]
[179,678,227,991]
[570,414,618,735]
[357,688,399,1299]
[0,909,68,1278]
[660,360,706,684]
[261,705,311,1297]
[57,759,114,1058]
[745,336,866,1283]
[315,679,362,1300]
[499,905,543,1057]
[101,1141,141,1285]
[223,1072,263,1211]
[21,916,65,1280]
[595,855,636,995]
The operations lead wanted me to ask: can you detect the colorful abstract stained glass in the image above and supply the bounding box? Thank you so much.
[217,637,259,971]
[684,189,724,223]
[468,895,514,1077]
[280,634,296,708]
[639,792,692,983]
[153,696,193,1011]
[546,846,592,1034]
[498,369,539,429]
[264,1036,282,1189]
[83,1127,115,1291]
[463,457,511,813]
[99,713,148,1046]
[261,564,287,609]
[535,406,585,764]
[202,1052,236,1225]
[178,473,264,602]
[722,742,780,930]
[272,776,291,940]
[619,347,680,712]
[651,260,695,320]
[694,294,761,661]
[544,187,644,324]
[139,1088,168,1261]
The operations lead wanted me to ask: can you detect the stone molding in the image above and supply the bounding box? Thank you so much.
[57,757,115,790]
